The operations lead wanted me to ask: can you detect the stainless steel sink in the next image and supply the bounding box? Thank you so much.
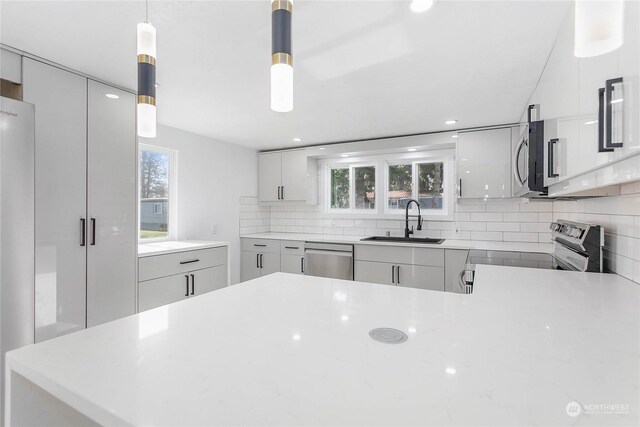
[360,236,445,244]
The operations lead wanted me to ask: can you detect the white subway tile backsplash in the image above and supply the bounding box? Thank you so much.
[470,231,503,241]
[519,201,553,212]
[454,212,471,222]
[503,232,539,243]
[460,222,487,231]
[455,202,487,212]
[470,212,503,222]
[520,222,552,233]
[503,212,539,222]
[486,222,520,232]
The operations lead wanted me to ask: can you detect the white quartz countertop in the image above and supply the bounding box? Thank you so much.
[242,232,555,253]
[138,240,229,257]
[6,268,639,426]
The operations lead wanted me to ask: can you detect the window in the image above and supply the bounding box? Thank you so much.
[328,163,376,212]
[139,145,175,240]
[386,160,446,213]
[322,151,453,219]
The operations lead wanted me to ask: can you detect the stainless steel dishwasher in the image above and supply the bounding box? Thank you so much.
[304,242,354,280]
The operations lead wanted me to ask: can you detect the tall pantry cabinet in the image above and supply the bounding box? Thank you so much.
[23,59,137,342]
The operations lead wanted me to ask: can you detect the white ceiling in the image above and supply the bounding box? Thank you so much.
[1,0,570,150]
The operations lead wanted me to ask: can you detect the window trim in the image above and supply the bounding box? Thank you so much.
[138,144,178,242]
[320,150,454,220]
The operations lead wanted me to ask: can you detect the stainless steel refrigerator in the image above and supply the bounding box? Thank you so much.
[0,96,35,419]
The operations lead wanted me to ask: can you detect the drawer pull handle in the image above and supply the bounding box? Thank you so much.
[179,259,200,265]
[253,244,267,247]
[285,246,299,250]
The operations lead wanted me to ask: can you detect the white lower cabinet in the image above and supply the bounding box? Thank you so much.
[138,246,228,312]
[280,240,305,275]
[241,238,282,281]
[444,249,468,294]
[138,265,227,312]
[354,260,444,291]
[354,245,445,291]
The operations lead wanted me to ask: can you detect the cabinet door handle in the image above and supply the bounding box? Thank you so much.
[281,186,285,200]
[397,265,401,285]
[277,186,282,200]
[605,77,624,149]
[80,218,86,247]
[301,257,305,274]
[190,274,195,295]
[179,259,200,265]
[260,253,264,269]
[547,138,559,178]
[598,87,614,153]
[458,179,462,198]
[185,275,189,297]
[90,218,96,245]
[392,265,395,284]
[256,253,260,269]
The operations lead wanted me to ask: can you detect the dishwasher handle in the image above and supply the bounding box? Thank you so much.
[304,249,353,257]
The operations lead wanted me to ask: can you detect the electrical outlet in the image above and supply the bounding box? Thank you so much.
[211,223,217,234]
[454,223,460,235]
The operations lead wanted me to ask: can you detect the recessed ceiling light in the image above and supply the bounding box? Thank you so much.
[341,154,349,157]
[465,170,470,174]
[445,367,457,375]
[292,334,301,341]
[341,315,349,321]
[410,0,435,13]
[293,137,302,142]
[407,148,417,152]
[445,120,458,125]
[451,135,459,138]
[611,98,624,104]
[318,147,326,150]
[408,327,417,333]
[584,120,598,125]
[105,93,119,99]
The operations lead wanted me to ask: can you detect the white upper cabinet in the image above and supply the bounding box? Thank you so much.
[258,149,317,204]
[533,2,640,195]
[258,152,282,202]
[457,127,512,199]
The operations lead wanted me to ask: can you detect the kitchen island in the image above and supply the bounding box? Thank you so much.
[5,268,639,426]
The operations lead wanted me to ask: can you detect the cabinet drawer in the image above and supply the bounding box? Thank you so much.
[241,238,280,253]
[280,240,304,255]
[139,246,227,282]
[355,245,444,267]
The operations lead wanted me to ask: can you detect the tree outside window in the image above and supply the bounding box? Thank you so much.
[139,147,172,239]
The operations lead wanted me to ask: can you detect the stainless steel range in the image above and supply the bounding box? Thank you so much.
[460,220,605,294]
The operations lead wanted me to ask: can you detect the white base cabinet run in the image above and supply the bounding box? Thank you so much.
[241,238,282,281]
[354,245,445,291]
[138,246,228,312]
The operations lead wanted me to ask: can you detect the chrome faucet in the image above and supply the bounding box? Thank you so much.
[404,199,423,238]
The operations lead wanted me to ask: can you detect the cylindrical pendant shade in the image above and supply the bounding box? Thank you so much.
[271,63,293,112]
[271,0,293,112]
[574,0,624,58]
[137,22,157,138]
[137,103,156,138]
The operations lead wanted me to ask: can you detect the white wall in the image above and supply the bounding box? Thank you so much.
[147,124,257,284]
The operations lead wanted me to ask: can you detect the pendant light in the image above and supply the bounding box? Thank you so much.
[271,0,293,112]
[574,0,625,58]
[137,0,157,137]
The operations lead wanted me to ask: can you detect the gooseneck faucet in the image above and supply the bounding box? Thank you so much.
[405,199,423,238]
